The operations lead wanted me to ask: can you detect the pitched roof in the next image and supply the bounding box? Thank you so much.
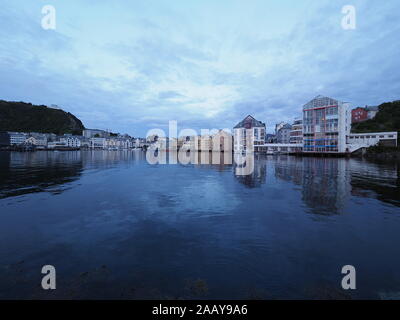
[303,95,339,109]
[234,115,265,129]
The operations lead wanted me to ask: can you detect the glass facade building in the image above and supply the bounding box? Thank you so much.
[303,96,351,153]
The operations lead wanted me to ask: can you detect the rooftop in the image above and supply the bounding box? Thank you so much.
[303,95,340,109]
[234,115,265,129]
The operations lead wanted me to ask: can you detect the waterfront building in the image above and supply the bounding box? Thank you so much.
[303,96,351,153]
[276,123,292,144]
[26,134,47,148]
[90,137,106,149]
[233,115,266,152]
[347,132,398,152]
[83,128,110,139]
[60,136,81,148]
[47,141,67,148]
[290,119,303,144]
[198,130,233,152]
[134,138,147,148]
[8,132,27,145]
[178,136,198,151]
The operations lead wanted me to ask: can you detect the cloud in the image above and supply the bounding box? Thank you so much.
[0,0,399,136]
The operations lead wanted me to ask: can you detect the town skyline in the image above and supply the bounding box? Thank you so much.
[1,0,400,137]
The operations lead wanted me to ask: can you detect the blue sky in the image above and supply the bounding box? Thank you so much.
[1,0,399,136]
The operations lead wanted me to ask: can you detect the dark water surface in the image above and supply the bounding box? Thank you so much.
[0,150,400,299]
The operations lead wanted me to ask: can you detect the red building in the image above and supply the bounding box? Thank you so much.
[351,107,368,123]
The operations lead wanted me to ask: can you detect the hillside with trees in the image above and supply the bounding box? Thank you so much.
[0,100,85,135]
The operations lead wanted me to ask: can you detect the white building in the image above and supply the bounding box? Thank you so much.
[347,132,398,152]
[60,136,81,148]
[26,134,47,148]
[8,132,27,145]
[233,115,266,152]
[90,137,106,149]
[47,141,67,148]
[303,96,351,153]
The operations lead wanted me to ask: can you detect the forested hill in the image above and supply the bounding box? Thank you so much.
[0,100,85,135]
[352,100,400,134]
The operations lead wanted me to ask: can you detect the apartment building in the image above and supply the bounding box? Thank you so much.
[26,134,48,148]
[276,123,292,144]
[233,115,266,152]
[8,132,27,145]
[60,136,81,148]
[290,119,303,144]
[303,96,351,153]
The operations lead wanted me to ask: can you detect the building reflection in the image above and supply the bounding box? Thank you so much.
[273,156,400,214]
[234,153,267,188]
[273,156,351,215]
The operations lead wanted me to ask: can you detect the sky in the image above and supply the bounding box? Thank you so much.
[0,0,399,136]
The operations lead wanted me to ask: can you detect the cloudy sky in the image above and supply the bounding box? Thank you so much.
[1,0,399,136]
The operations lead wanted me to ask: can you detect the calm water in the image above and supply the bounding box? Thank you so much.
[0,150,400,299]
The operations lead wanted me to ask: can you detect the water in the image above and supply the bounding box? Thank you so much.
[0,150,399,299]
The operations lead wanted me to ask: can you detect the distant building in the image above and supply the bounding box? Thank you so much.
[60,136,81,148]
[265,134,276,143]
[90,137,106,149]
[290,119,303,144]
[366,105,379,120]
[134,138,146,148]
[303,95,351,153]
[83,129,110,139]
[275,122,286,134]
[352,107,368,123]
[197,130,232,152]
[47,141,67,148]
[276,123,292,144]
[233,115,266,152]
[8,132,27,145]
[26,134,47,148]
[352,105,379,123]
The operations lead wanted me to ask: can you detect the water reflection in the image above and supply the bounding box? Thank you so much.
[274,157,352,215]
[234,154,266,188]
[1,151,400,299]
[0,151,83,199]
[349,159,400,207]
